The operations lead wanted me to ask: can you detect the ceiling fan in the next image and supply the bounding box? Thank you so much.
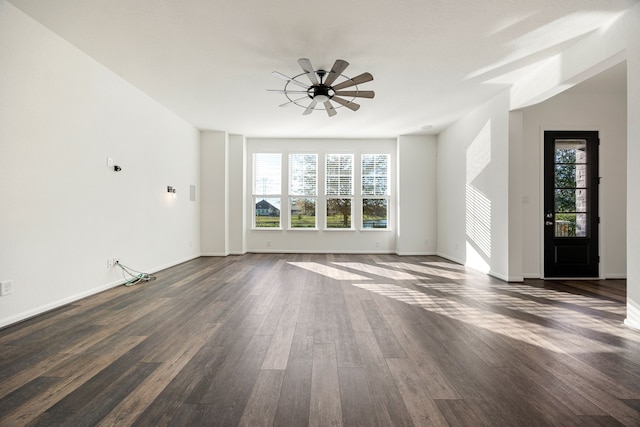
[270,58,375,117]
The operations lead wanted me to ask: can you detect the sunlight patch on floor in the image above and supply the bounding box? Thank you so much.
[351,282,624,353]
[331,262,420,280]
[287,262,371,281]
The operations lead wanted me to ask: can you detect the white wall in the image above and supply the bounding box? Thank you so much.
[246,138,398,253]
[200,130,229,256]
[396,135,437,255]
[228,134,247,254]
[519,88,627,279]
[0,2,200,328]
[625,8,640,329]
[437,90,513,280]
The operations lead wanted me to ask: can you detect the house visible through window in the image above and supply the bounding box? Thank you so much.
[326,154,353,229]
[289,153,317,228]
[253,153,281,228]
[251,149,391,231]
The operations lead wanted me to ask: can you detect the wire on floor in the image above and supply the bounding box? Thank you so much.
[115,261,156,287]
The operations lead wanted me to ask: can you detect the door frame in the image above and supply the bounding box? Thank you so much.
[539,126,602,279]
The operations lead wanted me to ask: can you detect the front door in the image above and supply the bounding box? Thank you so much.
[544,131,599,278]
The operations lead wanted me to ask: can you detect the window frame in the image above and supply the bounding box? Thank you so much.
[252,152,282,229]
[325,153,354,230]
[288,153,318,230]
[361,153,390,230]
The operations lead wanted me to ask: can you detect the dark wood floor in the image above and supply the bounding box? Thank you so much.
[1,254,639,426]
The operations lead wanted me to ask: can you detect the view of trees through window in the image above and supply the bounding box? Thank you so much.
[253,151,389,230]
[289,154,317,228]
[326,154,354,229]
[554,141,587,237]
[362,154,389,228]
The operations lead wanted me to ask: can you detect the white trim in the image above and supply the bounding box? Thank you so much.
[624,318,640,331]
[0,280,122,329]
[395,251,438,256]
[248,249,395,254]
[0,255,200,329]
[435,252,465,266]
[605,274,627,279]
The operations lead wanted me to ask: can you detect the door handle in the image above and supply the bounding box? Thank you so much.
[545,213,553,219]
[545,221,554,226]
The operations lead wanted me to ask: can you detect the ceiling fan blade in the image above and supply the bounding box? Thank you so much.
[303,99,318,115]
[268,89,309,94]
[272,71,309,90]
[298,58,319,85]
[324,101,337,117]
[323,59,349,86]
[334,90,375,99]
[331,72,374,90]
[280,96,309,107]
[331,96,360,111]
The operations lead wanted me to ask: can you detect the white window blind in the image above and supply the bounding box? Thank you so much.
[289,154,317,196]
[254,153,281,195]
[362,154,389,196]
[326,154,353,196]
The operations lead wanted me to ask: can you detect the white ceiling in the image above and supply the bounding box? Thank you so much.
[8,0,636,138]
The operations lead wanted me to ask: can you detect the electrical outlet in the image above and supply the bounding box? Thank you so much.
[1,281,13,296]
[107,258,114,268]
[107,157,114,167]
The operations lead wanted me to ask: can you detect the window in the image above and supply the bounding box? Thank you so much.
[289,154,317,228]
[253,153,281,228]
[326,154,353,229]
[361,154,389,229]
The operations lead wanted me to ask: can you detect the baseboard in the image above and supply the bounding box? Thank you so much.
[0,254,202,330]
[605,274,627,279]
[625,303,640,331]
[395,251,438,256]
[435,252,465,266]
[624,318,640,331]
[488,271,524,282]
[247,249,396,254]
[0,279,123,330]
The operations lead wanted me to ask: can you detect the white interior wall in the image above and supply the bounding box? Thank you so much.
[0,2,200,328]
[200,130,229,256]
[519,88,627,279]
[228,134,246,254]
[437,90,513,280]
[396,135,437,255]
[625,11,640,329]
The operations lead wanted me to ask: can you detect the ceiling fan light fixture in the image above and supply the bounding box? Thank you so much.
[271,58,375,117]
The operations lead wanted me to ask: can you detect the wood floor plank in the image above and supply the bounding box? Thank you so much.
[238,369,285,427]
[353,330,414,426]
[96,326,220,427]
[273,358,312,427]
[385,357,449,426]
[261,288,302,369]
[309,343,343,427]
[1,254,639,426]
[338,367,379,427]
